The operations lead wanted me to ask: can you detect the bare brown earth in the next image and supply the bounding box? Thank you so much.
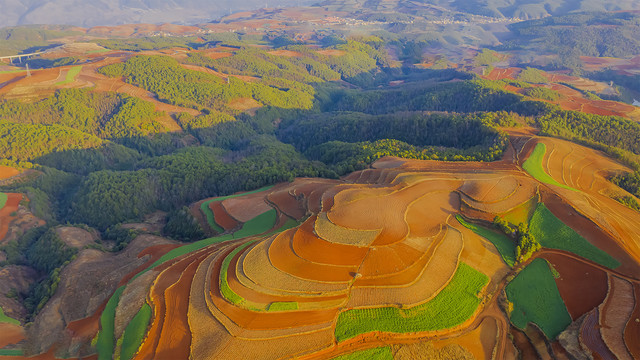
[0,266,37,322]
[540,253,608,319]
[0,323,24,349]
[209,201,239,231]
[0,166,20,180]
[0,194,23,243]
[55,227,97,249]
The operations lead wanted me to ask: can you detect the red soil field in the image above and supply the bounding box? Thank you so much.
[227,242,346,305]
[267,189,306,220]
[539,253,608,319]
[0,166,20,180]
[0,323,24,349]
[152,257,201,360]
[268,229,357,282]
[510,326,539,360]
[209,201,239,231]
[291,217,368,266]
[484,67,519,81]
[209,245,340,330]
[137,250,206,359]
[0,193,23,242]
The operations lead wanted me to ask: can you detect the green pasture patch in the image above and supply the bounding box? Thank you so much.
[529,203,620,269]
[232,209,277,239]
[456,215,516,267]
[267,301,299,312]
[523,143,577,191]
[0,306,20,325]
[200,185,273,233]
[334,263,488,342]
[56,65,82,86]
[0,70,25,74]
[0,349,24,356]
[220,240,257,305]
[97,286,125,360]
[0,193,7,210]
[120,303,152,360]
[332,347,393,360]
[505,258,571,339]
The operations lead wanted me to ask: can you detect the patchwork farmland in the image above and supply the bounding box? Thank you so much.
[49,133,637,360]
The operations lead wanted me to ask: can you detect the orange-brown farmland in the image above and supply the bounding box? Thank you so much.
[90,133,640,359]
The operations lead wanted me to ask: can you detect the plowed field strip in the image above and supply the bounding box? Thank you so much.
[208,242,340,332]
[269,228,357,282]
[136,253,193,360]
[210,201,239,231]
[598,276,634,360]
[242,237,349,294]
[291,216,369,266]
[580,309,616,359]
[228,240,347,304]
[624,284,640,358]
[347,225,462,308]
[353,227,444,288]
[154,256,204,359]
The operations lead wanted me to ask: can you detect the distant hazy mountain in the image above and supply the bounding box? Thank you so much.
[0,0,316,27]
[320,0,640,20]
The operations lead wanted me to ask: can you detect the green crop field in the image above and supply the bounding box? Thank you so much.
[55,66,82,86]
[120,303,152,360]
[529,203,620,268]
[332,347,393,360]
[523,143,576,191]
[0,306,20,325]
[0,349,24,356]
[220,240,257,305]
[334,263,488,342]
[97,286,125,360]
[0,192,7,210]
[267,301,298,311]
[0,69,26,74]
[232,209,277,239]
[456,215,516,266]
[200,185,273,233]
[506,258,572,339]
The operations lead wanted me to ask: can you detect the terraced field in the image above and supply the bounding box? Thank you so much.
[81,135,640,359]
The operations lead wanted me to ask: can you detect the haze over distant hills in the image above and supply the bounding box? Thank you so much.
[318,0,640,19]
[0,0,316,27]
[1,0,640,27]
